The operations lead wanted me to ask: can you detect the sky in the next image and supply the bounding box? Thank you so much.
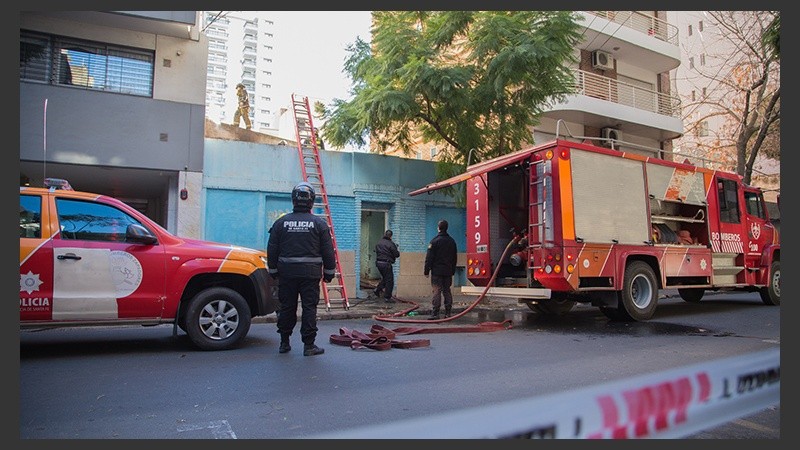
[270,11,372,109]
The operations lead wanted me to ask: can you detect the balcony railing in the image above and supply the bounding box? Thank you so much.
[572,69,681,118]
[206,30,229,39]
[585,11,679,46]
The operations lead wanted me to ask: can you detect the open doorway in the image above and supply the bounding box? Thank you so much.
[360,209,386,291]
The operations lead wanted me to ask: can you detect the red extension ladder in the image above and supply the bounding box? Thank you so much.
[290,94,349,311]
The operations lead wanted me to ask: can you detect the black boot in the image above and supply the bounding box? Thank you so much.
[279,334,291,353]
[429,308,440,320]
[444,307,452,318]
[303,343,325,356]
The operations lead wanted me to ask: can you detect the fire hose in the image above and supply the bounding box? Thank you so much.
[329,235,521,350]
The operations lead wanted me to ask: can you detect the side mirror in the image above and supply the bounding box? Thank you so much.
[126,223,158,245]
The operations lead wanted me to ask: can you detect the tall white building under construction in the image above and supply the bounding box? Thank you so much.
[202,11,279,133]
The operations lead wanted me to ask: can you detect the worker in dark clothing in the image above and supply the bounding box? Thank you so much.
[267,181,336,356]
[424,219,458,319]
[373,229,400,303]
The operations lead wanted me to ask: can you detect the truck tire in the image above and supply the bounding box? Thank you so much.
[185,287,252,351]
[678,288,704,303]
[617,261,658,321]
[759,260,780,306]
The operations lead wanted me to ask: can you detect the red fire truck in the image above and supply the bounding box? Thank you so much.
[409,139,780,321]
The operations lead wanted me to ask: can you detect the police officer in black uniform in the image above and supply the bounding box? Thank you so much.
[267,182,336,356]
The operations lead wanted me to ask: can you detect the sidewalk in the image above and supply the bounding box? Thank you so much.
[254,290,686,324]
[318,293,500,321]
[255,294,486,324]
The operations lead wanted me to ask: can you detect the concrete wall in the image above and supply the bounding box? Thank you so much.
[20,11,207,232]
[19,11,207,173]
[202,138,468,299]
[20,84,205,173]
[20,12,207,106]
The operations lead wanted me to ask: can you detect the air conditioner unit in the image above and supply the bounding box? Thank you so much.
[592,50,615,70]
[602,127,622,141]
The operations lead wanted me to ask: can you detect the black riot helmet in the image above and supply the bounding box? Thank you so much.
[291,181,316,210]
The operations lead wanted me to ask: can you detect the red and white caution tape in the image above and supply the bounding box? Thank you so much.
[316,348,779,439]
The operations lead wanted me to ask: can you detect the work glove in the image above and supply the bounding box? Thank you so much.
[323,274,334,283]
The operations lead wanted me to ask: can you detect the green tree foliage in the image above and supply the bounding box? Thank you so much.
[319,11,583,183]
[762,12,779,60]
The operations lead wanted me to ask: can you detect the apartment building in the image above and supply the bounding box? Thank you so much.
[380,11,683,161]
[19,11,208,237]
[201,11,278,133]
[539,11,682,156]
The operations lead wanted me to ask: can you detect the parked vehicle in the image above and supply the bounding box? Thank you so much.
[410,138,780,321]
[19,178,279,350]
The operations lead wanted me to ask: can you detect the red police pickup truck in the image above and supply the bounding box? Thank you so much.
[19,178,279,350]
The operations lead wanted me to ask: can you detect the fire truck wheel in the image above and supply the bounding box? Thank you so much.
[759,260,780,306]
[618,261,658,321]
[185,287,252,351]
[678,288,705,303]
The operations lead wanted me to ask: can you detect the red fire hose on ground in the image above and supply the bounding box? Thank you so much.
[330,236,521,350]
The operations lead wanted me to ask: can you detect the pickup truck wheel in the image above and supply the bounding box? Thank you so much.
[185,287,251,351]
[617,261,658,321]
[678,288,704,303]
[759,261,780,306]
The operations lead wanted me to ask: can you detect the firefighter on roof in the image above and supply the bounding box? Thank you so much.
[233,83,252,130]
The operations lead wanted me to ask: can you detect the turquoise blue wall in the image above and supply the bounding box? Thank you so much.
[202,138,466,293]
[205,189,269,250]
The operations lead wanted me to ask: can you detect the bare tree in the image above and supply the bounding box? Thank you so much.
[677,11,779,185]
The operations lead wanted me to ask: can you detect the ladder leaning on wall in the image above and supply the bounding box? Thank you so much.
[289,93,349,311]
